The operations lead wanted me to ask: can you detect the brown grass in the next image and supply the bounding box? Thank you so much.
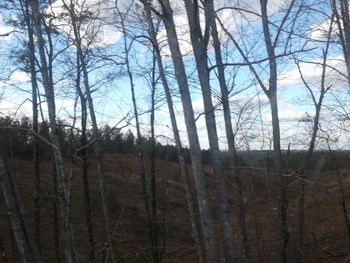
[0,153,349,262]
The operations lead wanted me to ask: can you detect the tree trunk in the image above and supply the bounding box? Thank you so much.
[120,11,160,260]
[260,1,288,261]
[150,49,163,261]
[31,1,75,262]
[158,1,219,262]
[331,0,350,84]
[0,155,31,263]
[62,2,117,261]
[22,0,41,251]
[0,154,43,263]
[76,53,96,263]
[141,3,206,262]
[52,160,61,263]
[207,0,251,258]
[184,1,235,261]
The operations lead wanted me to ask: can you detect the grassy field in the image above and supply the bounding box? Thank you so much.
[0,153,349,262]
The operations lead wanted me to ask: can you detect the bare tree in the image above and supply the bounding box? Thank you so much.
[115,2,164,261]
[141,2,206,262]
[149,50,162,262]
[75,47,96,263]
[206,0,251,258]
[293,15,334,262]
[144,1,219,262]
[2,0,350,262]
[31,1,76,262]
[181,1,236,261]
[215,1,304,261]
[331,0,350,84]
[21,0,41,251]
[61,1,117,261]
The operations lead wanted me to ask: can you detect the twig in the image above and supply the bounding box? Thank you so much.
[74,114,131,153]
[234,166,327,185]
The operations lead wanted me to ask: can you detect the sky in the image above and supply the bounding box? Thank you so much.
[0,0,349,151]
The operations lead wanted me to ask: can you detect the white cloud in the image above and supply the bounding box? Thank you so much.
[0,91,32,118]
[309,18,334,41]
[47,0,122,48]
[0,70,31,89]
[10,71,30,83]
[158,13,193,58]
[278,56,348,90]
[157,0,290,58]
[221,0,289,17]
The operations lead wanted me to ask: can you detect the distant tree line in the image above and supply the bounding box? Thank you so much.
[0,116,213,165]
[1,116,348,170]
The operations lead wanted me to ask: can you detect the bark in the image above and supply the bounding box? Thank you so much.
[63,1,117,261]
[0,155,31,263]
[141,3,206,262]
[76,53,96,262]
[331,0,350,84]
[22,0,41,251]
[215,1,297,259]
[0,154,43,263]
[157,1,219,262]
[183,1,235,261]
[52,160,61,263]
[207,0,251,258]
[150,50,163,261]
[260,1,288,261]
[83,52,116,263]
[31,1,75,262]
[116,5,160,260]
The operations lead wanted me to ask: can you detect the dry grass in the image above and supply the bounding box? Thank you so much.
[0,153,349,262]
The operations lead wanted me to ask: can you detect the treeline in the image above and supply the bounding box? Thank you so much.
[2,116,349,170]
[0,116,213,164]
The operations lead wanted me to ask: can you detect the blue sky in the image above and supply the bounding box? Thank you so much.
[0,0,349,150]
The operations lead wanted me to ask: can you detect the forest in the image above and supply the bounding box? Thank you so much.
[0,0,350,262]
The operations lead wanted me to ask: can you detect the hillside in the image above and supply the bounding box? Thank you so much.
[1,153,350,262]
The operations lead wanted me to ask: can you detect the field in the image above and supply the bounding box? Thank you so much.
[0,153,350,262]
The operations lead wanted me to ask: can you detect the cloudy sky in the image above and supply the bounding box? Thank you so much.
[0,0,349,150]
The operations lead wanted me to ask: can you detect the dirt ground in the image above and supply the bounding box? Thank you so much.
[0,153,349,262]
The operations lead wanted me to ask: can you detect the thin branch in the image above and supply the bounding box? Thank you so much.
[209,48,315,70]
[74,114,131,152]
